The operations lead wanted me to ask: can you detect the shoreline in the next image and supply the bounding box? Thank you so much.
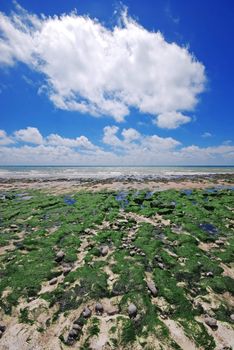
[0,173,233,194]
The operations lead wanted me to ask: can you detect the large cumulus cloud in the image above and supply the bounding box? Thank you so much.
[0,4,206,126]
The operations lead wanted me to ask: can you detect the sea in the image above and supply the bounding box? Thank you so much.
[0,166,233,180]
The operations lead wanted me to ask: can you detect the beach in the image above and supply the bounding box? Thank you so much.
[0,169,234,349]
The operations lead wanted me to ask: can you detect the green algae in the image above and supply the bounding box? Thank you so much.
[0,187,233,348]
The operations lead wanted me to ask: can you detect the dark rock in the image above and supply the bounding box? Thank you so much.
[82,306,92,318]
[68,329,78,338]
[128,303,137,318]
[0,325,6,333]
[100,245,109,256]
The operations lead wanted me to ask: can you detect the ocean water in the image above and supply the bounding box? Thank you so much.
[0,166,233,180]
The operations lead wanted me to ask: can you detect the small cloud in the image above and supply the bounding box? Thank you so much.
[201,132,212,138]
[0,130,14,145]
[223,140,232,145]
[14,127,43,144]
[155,112,191,129]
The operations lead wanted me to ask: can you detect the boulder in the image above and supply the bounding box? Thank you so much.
[146,280,158,297]
[82,306,92,318]
[128,303,137,318]
[55,250,65,262]
[230,314,234,322]
[204,316,218,329]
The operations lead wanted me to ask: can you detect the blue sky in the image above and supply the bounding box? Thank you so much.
[0,0,233,165]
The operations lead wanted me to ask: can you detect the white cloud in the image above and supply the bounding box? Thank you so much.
[46,133,97,149]
[122,128,140,141]
[103,126,122,147]
[0,130,14,145]
[0,126,234,165]
[14,127,43,144]
[155,112,191,129]
[0,4,205,124]
[201,132,212,138]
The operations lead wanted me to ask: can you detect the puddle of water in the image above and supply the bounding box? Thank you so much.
[145,191,154,199]
[115,191,129,209]
[181,189,193,196]
[64,196,76,205]
[199,223,218,235]
[15,193,33,201]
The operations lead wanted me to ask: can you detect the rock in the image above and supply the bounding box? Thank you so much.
[82,306,92,318]
[0,331,3,339]
[106,304,119,316]
[204,316,218,329]
[158,262,165,270]
[140,252,146,257]
[215,240,225,246]
[63,267,71,275]
[72,324,82,331]
[133,314,141,326]
[230,314,234,322]
[100,245,109,256]
[55,250,65,262]
[69,329,78,338]
[130,250,135,256]
[0,325,6,333]
[128,303,137,318]
[146,280,158,297]
[95,303,104,314]
[10,224,18,229]
[49,277,58,285]
[206,271,214,277]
